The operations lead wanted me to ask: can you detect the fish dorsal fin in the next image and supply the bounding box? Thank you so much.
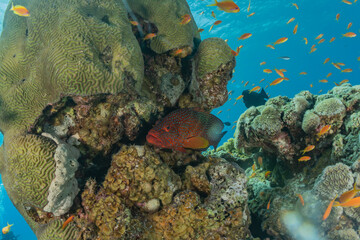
[183,136,209,149]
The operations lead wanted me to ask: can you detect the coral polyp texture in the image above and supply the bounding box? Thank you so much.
[233,84,360,239]
[0,0,239,238]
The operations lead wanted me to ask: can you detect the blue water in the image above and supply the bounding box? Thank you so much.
[0,0,359,238]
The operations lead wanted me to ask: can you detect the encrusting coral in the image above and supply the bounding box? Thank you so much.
[0,0,240,238]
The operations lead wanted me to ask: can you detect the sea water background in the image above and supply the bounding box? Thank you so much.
[0,0,359,239]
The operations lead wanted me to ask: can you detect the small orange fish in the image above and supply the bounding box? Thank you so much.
[249,172,256,178]
[318,38,325,44]
[258,156,263,166]
[263,69,272,74]
[332,62,341,69]
[130,21,139,26]
[319,79,328,83]
[173,49,184,56]
[217,110,223,115]
[297,194,305,206]
[309,48,317,54]
[207,0,240,13]
[318,89,323,94]
[2,223,13,235]
[334,196,360,207]
[247,12,255,17]
[238,33,252,40]
[336,13,340,21]
[341,68,352,73]
[214,20,222,25]
[267,199,271,209]
[270,78,284,86]
[317,125,331,137]
[339,182,360,203]
[231,125,236,130]
[231,50,238,56]
[10,3,30,17]
[62,215,75,230]
[292,3,299,9]
[275,68,284,78]
[209,25,214,32]
[211,11,216,19]
[244,81,249,86]
[301,145,315,154]
[249,86,261,93]
[299,72,307,75]
[323,195,338,220]
[329,37,335,43]
[247,0,251,12]
[236,95,244,100]
[260,61,266,66]
[273,37,288,45]
[287,17,295,24]
[143,33,157,40]
[252,163,256,171]
[311,44,316,49]
[266,44,275,49]
[298,156,311,162]
[339,79,349,85]
[303,37,308,44]
[180,14,191,25]
[334,82,340,86]
[357,56,360,61]
[198,28,204,33]
[293,23,298,34]
[326,73,332,78]
[347,22,352,29]
[324,58,330,64]
[259,78,265,83]
[265,171,271,178]
[337,62,345,66]
[342,32,356,38]
[315,34,323,40]
[342,0,353,4]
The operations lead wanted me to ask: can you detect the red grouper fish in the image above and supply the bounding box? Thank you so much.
[146,108,228,153]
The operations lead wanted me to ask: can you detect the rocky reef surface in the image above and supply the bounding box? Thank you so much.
[227,83,359,240]
[0,0,252,239]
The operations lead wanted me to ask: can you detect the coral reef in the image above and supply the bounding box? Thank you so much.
[234,84,360,240]
[0,0,238,238]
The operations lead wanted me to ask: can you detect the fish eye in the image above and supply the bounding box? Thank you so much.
[164,126,170,132]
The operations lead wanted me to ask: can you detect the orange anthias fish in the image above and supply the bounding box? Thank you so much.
[329,37,336,43]
[270,78,284,86]
[326,73,332,78]
[293,24,298,34]
[303,38,308,44]
[292,3,299,9]
[146,109,228,153]
[301,145,315,154]
[299,72,307,75]
[341,68,352,73]
[263,69,272,74]
[339,183,360,203]
[319,79,328,83]
[266,44,275,49]
[260,61,266,66]
[207,0,240,13]
[315,34,323,40]
[334,196,360,207]
[347,22,352,29]
[273,37,288,45]
[2,223,13,234]
[180,14,191,25]
[323,195,338,220]
[249,86,261,93]
[267,199,271,209]
[258,156,263,166]
[336,13,340,21]
[275,68,285,78]
[297,194,305,206]
[342,32,356,38]
[10,3,30,17]
[287,17,295,24]
[238,33,252,40]
[324,58,330,64]
[332,62,341,69]
[247,12,255,17]
[214,20,222,25]
[62,215,75,230]
[265,171,271,178]
[317,125,331,137]
[298,156,311,162]
[236,95,244,100]
[143,33,157,40]
[339,79,349,85]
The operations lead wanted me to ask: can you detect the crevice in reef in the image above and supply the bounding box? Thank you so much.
[249,212,272,239]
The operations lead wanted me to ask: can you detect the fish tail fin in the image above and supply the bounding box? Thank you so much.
[213,131,227,150]
[207,0,218,7]
[11,2,14,10]
[260,88,269,99]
